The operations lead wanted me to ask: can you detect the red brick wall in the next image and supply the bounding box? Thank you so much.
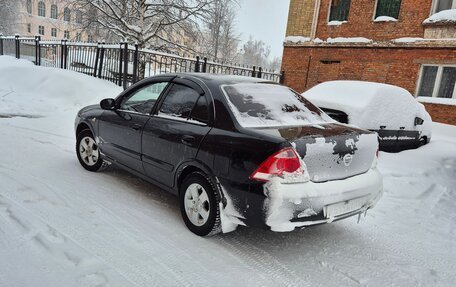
[422,103,456,125]
[281,45,456,125]
[316,0,432,40]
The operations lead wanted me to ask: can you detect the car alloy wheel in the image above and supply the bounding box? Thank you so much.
[184,183,211,226]
[76,129,103,172]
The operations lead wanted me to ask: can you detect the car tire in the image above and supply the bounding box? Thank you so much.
[179,172,222,236]
[76,129,103,172]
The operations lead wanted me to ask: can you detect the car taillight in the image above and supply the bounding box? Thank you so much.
[250,148,304,182]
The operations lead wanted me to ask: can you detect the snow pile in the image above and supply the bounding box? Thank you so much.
[284,36,311,44]
[328,20,347,26]
[0,56,122,117]
[417,96,456,106]
[374,16,398,22]
[302,80,432,131]
[326,37,373,44]
[423,9,456,24]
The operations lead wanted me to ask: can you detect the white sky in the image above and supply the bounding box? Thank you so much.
[236,0,290,59]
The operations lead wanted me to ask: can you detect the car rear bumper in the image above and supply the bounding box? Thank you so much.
[262,168,383,232]
[220,168,383,232]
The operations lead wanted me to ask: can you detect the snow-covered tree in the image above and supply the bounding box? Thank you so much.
[0,0,20,35]
[73,0,211,50]
[240,36,271,68]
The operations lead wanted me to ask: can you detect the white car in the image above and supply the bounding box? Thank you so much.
[303,81,432,152]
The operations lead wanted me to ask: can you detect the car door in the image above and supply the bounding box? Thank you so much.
[142,78,212,188]
[98,80,170,173]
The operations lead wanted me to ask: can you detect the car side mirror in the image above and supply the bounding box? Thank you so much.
[100,98,116,110]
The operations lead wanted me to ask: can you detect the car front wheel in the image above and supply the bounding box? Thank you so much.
[76,129,103,172]
[179,172,221,236]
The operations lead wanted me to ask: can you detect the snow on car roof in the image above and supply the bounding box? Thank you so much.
[302,80,429,131]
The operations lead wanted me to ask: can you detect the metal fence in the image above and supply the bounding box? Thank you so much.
[0,35,283,89]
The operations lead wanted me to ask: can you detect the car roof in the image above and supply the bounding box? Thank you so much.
[162,73,276,86]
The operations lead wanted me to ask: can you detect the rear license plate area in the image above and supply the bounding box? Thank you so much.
[324,196,368,218]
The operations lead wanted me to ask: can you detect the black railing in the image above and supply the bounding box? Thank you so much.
[0,35,284,89]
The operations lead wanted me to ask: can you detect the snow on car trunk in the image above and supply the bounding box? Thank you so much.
[302,81,430,131]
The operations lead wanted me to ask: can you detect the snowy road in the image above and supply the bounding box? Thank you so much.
[0,56,455,286]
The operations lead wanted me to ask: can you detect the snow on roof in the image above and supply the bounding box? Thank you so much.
[423,9,456,24]
[392,37,425,43]
[326,37,373,43]
[284,36,311,44]
[374,16,398,22]
[302,81,429,130]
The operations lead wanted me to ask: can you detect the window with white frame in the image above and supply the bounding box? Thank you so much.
[76,10,83,24]
[38,26,45,36]
[432,0,456,14]
[375,0,402,19]
[76,33,81,41]
[64,31,70,39]
[38,1,46,17]
[64,8,71,22]
[26,0,32,14]
[417,65,456,99]
[51,28,57,37]
[51,4,58,19]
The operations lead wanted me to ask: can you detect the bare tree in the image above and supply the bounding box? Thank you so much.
[201,0,240,62]
[0,0,20,35]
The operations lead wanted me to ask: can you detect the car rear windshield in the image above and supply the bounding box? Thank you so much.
[222,83,332,128]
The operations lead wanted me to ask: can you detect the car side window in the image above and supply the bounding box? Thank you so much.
[158,84,200,119]
[189,95,209,124]
[120,82,168,114]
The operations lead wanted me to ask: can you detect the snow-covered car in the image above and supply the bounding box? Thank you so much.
[303,81,433,152]
[75,74,383,236]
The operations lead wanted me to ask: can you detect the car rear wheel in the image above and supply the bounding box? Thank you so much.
[179,172,221,236]
[76,129,103,172]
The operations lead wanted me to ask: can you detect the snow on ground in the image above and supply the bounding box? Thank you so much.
[0,56,455,286]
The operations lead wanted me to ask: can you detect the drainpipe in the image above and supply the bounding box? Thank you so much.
[311,0,322,39]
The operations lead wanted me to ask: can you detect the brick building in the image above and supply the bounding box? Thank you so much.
[282,0,456,125]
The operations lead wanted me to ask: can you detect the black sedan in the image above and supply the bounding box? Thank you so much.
[75,74,383,236]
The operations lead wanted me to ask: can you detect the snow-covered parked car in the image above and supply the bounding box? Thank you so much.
[75,74,383,236]
[303,81,432,152]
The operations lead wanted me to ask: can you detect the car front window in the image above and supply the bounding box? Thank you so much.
[222,83,332,128]
[120,82,168,114]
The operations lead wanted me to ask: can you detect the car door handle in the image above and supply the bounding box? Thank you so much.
[181,135,195,146]
[132,124,142,131]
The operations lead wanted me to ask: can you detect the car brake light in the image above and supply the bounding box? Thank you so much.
[250,148,304,182]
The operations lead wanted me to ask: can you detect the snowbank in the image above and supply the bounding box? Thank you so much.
[302,81,431,131]
[0,56,122,117]
[423,9,456,24]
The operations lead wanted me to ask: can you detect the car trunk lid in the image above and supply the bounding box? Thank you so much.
[253,123,378,182]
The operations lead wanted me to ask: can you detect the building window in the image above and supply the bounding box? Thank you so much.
[432,0,456,14]
[51,4,58,19]
[38,26,45,36]
[375,0,402,19]
[76,10,83,24]
[51,28,57,37]
[26,0,32,14]
[64,31,70,39]
[76,33,81,41]
[38,1,46,17]
[27,24,31,33]
[88,35,94,42]
[329,0,351,21]
[418,65,456,99]
[64,8,71,22]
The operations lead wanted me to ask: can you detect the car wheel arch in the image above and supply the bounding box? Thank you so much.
[76,122,94,137]
[175,161,217,193]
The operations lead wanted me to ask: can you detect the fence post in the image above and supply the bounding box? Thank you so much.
[15,35,20,59]
[98,43,105,79]
[252,66,256,78]
[60,40,64,68]
[257,67,262,78]
[63,40,68,69]
[35,36,41,66]
[0,35,3,56]
[195,56,200,72]
[118,43,124,86]
[132,44,139,83]
[122,43,128,90]
[280,70,285,84]
[93,43,100,77]
[202,57,207,73]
